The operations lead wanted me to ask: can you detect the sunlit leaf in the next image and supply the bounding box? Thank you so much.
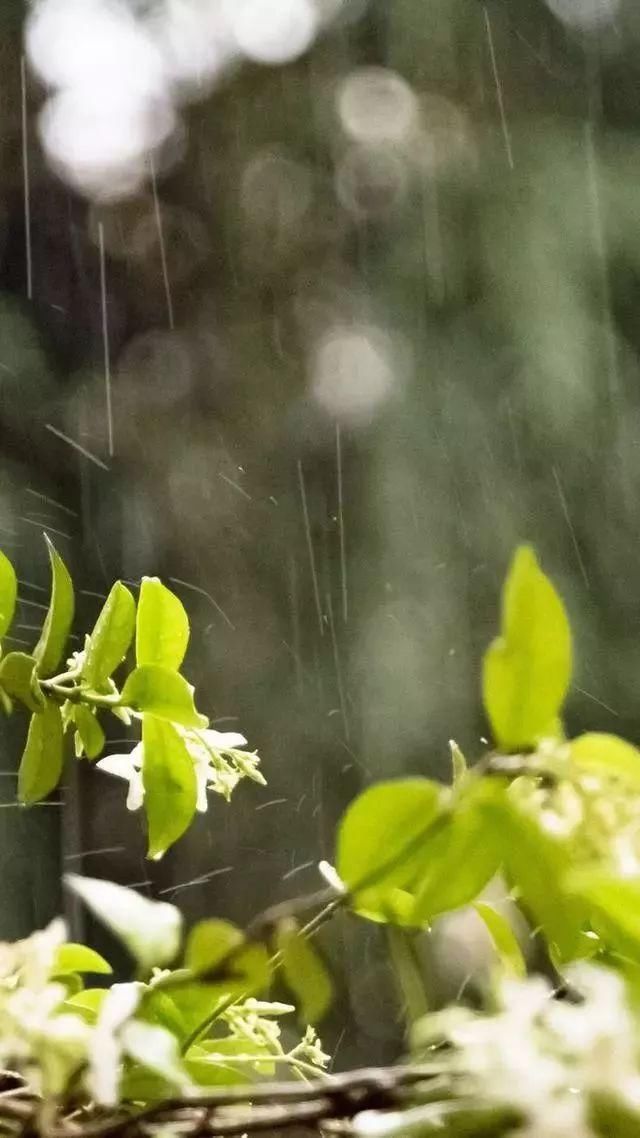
[0,652,44,712]
[474,902,526,978]
[483,546,571,750]
[18,699,64,804]
[83,581,136,689]
[566,871,640,963]
[142,716,198,859]
[121,666,208,729]
[275,918,333,1024]
[136,577,190,670]
[336,779,443,921]
[0,551,17,639]
[411,783,501,924]
[33,536,75,678]
[72,704,105,760]
[184,919,244,976]
[486,793,583,962]
[54,943,112,975]
[65,874,182,971]
[569,733,640,789]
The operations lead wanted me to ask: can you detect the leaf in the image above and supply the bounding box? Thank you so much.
[136,577,190,670]
[64,989,108,1022]
[474,903,526,978]
[486,794,583,962]
[72,704,105,760]
[482,546,572,750]
[65,874,182,971]
[33,536,75,678]
[411,784,501,924]
[54,943,112,975]
[566,872,640,963]
[185,1038,275,1085]
[185,920,244,976]
[0,652,44,712]
[121,666,208,729]
[121,1021,190,1092]
[142,716,198,859]
[0,550,17,639]
[336,779,443,921]
[18,700,64,804]
[275,918,333,1024]
[160,947,271,1038]
[83,582,136,688]
[569,733,640,789]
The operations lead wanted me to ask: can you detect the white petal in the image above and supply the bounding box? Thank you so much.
[202,729,248,749]
[126,769,145,812]
[96,755,136,780]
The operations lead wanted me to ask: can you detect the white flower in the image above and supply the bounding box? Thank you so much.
[97,727,264,813]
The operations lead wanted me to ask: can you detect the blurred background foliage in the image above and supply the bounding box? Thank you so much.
[0,0,639,1067]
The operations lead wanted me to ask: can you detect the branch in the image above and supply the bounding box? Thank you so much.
[33,1063,443,1138]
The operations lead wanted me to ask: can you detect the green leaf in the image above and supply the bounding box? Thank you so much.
[184,920,244,976]
[160,947,271,1038]
[54,943,112,975]
[486,793,583,962]
[336,779,443,921]
[64,988,108,1023]
[474,903,526,978]
[482,546,572,751]
[136,577,189,670]
[411,784,501,924]
[0,652,44,712]
[72,704,105,760]
[121,666,208,729]
[142,716,198,859]
[33,536,75,678]
[83,582,136,688]
[65,874,182,971]
[0,550,17,639]
[275,918,333,1024]
[18,699,64,804]
[569,733,640,789]
[185,1038,275,1085]
[566,872,640,963]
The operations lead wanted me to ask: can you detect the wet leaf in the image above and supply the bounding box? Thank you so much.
[33,536,75,678]
[142,715,198,859]
[483,546,571,750]
[136,577,189,670]
[18,699,64,804]
[0,550,17,640]
[0,652,44,712]
[83,581,136,688]
[121,665,208,728]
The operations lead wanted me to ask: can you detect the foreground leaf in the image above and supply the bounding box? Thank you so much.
[185,919,244,976]
[0,652,44,712]
[0,551,17,639]
[569,733,640,789]
[83,582,136,689]
[33,536,75,677]
[275,918,333,1024]
[122,666,208,728]
[474,902,526,978]
[18,700,64,804]
[336,779,442,921]
[66,874,182,970]
[142,716,198,859]
[72,704,105,760]
[137,577,190,670]
[54,943,112,975]
[483,546,571,750]
[567,872,640,963]
[411,783,501,924]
